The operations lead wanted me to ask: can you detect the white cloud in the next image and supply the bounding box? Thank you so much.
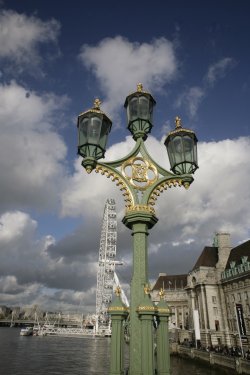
[63,135,250,247]
[205,57,235,87]
[0,9,60,74]
[0,211,36,242]
[0,81,68,212]
[2,135,250,311]
[176,57,235,118]
[175,86,205,118]
[0,275,24,294]
[79,36,178,121]
[0,210,99,311]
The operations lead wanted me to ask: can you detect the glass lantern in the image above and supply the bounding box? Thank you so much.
[124,83,156,140]
[77,99,112,172]
[165,117,198,175]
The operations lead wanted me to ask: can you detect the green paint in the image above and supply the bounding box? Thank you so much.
[109,294,128,375]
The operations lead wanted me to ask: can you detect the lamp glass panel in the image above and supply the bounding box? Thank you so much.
[87,117,101,144]
[148,99,154,123]
[139,96,149,120]
[193,139,198,164]
[182,135,194,162]
[128,97,138,122]
[99,119,111,150]
[172,136,184,164]
[79,117,89,146]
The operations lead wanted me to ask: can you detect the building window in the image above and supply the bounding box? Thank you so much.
[238,293,241,301]
[215,320,220,331]
[212,296,217,304]
[231,294,235,302]
[213,307,218,316]
[244,291,248,300]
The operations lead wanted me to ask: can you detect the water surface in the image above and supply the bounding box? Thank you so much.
[0,328,236,374]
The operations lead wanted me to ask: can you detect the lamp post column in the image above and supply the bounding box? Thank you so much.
[156,296,171,375]
[122,210,158,375]
[109,291,129,375]
[138,292,156,375]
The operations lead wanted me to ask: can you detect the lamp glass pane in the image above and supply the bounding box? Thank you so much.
[79,117,89,146]
[183,135,194,162]
[148,99,154,123]
[87,117,101,144]
[128,97,138,122]
[99,119,111,150]
[139,96,149,120]
[173,136,184,164]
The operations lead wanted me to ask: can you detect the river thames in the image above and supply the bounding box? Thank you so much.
[0,327,237,374]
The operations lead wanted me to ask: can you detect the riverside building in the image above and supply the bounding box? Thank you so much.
[152,232,250,350]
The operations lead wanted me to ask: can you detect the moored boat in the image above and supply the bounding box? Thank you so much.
[20,327,33,336]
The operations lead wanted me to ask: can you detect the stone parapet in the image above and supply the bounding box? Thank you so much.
[176,345,250,374]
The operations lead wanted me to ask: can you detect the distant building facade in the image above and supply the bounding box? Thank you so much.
[152,233,250,350]
[221,240,250,348]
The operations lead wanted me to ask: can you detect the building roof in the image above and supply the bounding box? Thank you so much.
[225,240,250,269]
[192,246,218,271]
[152,274,187,291]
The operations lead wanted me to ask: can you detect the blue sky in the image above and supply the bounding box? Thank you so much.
[0,0,250,313]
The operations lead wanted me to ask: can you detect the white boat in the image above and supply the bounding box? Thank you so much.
[20,327,33,336]
[37,324,95,337]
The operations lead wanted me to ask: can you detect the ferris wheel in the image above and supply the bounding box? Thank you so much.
[96,199,120,323]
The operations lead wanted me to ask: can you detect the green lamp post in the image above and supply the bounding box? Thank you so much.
[77,84,198,375]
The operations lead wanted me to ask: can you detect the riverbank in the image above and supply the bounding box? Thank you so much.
[172,344,250,374]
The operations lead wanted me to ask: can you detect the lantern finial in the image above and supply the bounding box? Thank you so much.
[175,116,182,128]
[115,286,121,296]
[144,283,151,295]
[93,98,101,110]
[137,83,143,92]
[159,288,165,300]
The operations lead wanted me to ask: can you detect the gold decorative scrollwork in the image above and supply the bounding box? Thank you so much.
[126,205,155,215]
[108,306,128,312]
[157,307,171,314]
[95,165,134,209]
[137,306,156,312]
[148,178,183,208]
[122,157,158,191]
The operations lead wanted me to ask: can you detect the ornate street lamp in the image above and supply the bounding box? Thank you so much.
[77,84,198,375]
[124,83,156,140]
[165,116,198,175]
[77,98,112,173]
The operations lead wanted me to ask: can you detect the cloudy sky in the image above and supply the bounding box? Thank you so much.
[0,0,250,313]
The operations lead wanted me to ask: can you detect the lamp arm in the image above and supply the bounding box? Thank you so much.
[95,161,137,210]
[101,138,142,168]
[142,174,194,207]
[94,137,194,214]
[139,141,175,178]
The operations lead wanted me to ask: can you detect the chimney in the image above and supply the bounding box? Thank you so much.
[214,232,231,269]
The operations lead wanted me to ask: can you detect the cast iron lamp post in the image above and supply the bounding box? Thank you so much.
[77,84,198,375]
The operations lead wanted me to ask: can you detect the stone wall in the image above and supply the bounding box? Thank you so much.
[176,345,250,374]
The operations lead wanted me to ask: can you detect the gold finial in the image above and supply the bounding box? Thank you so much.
[159,288,165,300]
[175,116,182,128]
[137,83,143,92]
[93,98,101,110]
[144,283,151,295]
[115,286,121,296]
